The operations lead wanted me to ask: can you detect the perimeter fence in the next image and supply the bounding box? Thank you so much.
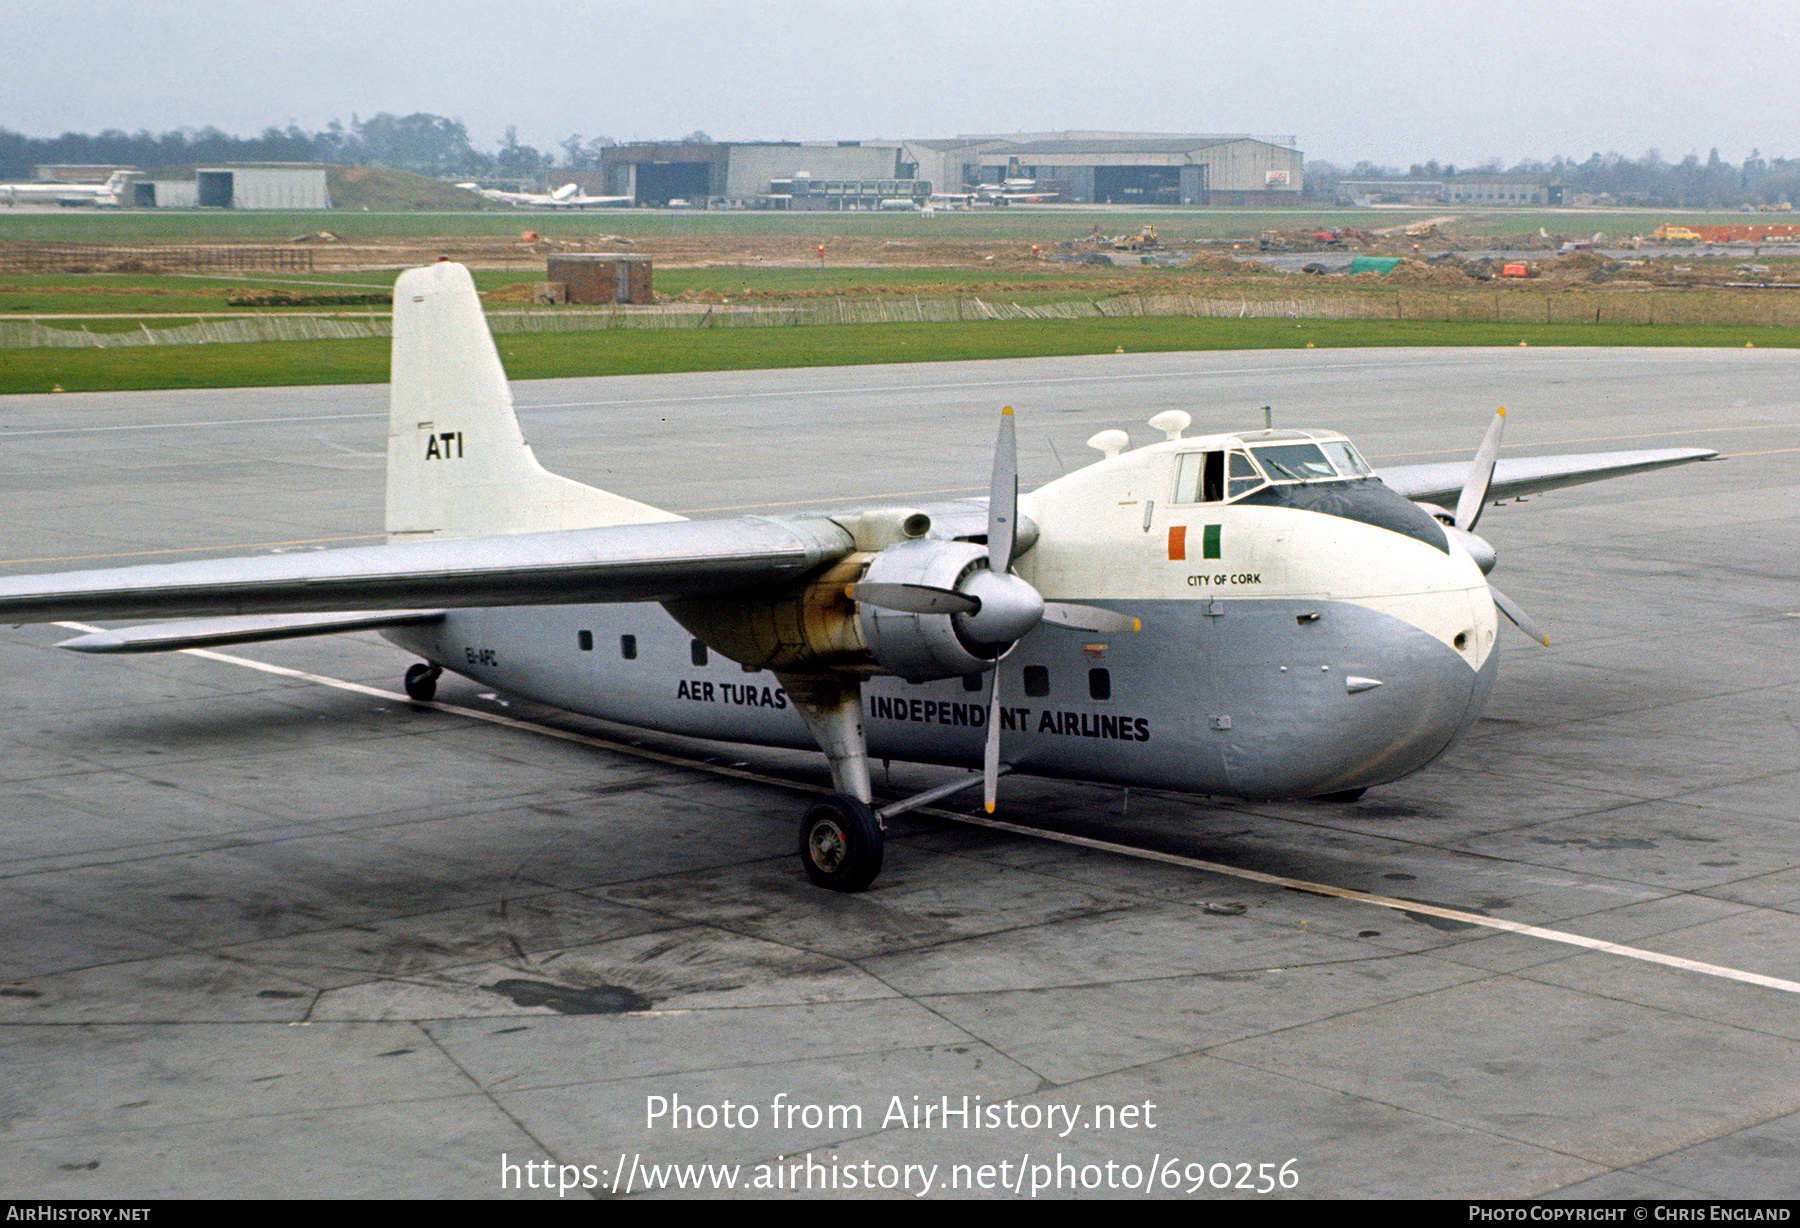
[0,244,316,273]
[5,289,1799,349]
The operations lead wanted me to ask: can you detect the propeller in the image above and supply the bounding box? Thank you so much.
[980,407,1023,813]
[1455,406,1506,533]
[851,407,1141,812]
[1450,407,1550,647]
[1490,584,1550,648]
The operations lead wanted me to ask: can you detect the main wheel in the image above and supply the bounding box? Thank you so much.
[798,795,883,892]
[403,663,441,702]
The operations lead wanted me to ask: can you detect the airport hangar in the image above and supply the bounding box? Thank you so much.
[563,132,1305,208]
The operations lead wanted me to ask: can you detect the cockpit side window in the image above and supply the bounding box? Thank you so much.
[1172,450,1227,503]
[1226,451,1265,499]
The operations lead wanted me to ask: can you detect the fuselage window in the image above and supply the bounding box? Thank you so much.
[1173,450,1226,503]
[1088,668,1111,701]
[1023,665,1050,697]
[620,634,637,660]
[690,639,709,667]
[577,630,593,651]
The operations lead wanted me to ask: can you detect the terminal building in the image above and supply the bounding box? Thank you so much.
[1336,173,1563,207]
[904,133,1303,206]
[590,133,1304,208]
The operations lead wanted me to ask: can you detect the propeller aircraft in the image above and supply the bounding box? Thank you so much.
[0,262,1719,892]
[455,181,635,208]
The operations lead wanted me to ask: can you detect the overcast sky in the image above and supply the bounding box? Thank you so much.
[9,0,1797,168]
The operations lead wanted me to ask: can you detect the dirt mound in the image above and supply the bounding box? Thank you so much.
[1183,253,1263,275]
[100,258,171,274]
[326,166,495,212]
[1543,251,1608,271]
[1383,259,1477,287]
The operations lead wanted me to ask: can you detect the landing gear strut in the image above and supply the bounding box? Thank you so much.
[798,794,883,892]
[403,662,442,702]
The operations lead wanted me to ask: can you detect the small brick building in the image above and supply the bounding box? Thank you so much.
[546,254,653,304]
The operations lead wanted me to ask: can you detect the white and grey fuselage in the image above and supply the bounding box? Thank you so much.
[384,429,1500,801]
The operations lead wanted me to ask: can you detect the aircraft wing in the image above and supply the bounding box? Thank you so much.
[1379,447,1719,507]
[0,515,853,626]
[56,610,448,654]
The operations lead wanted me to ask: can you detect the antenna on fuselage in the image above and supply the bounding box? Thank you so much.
[1147,410,1190,440]
[1263,405,1273,429]
[1087,430,1129,458]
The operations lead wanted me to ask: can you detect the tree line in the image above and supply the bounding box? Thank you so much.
[1304,150,1800,209]
[0,114,716,181]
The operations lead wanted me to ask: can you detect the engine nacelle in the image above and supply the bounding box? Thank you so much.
[666,536,1043,685]
[856,539,1009,682]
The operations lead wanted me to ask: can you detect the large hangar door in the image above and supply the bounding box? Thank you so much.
[1094,166,1182,205]
[635,162,711,206]
[197,171,234,208]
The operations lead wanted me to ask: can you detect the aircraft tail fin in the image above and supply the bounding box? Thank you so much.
[385,261,682,542]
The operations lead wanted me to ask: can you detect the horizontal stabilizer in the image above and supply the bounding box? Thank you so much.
[1381,447,1719,507]
[0,515,853,626]
[57,610,445,654]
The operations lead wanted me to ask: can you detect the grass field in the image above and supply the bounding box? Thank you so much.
[5,206,1794,394]
[4,315,1794,395]
[0,205,1734,247]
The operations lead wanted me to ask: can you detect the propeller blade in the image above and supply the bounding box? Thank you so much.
[989,407,1018,572]
[851,582,979,615]
[1455,406,1506,533]
[984,674,1003,813]
[1490,584,1550,647]
[1040,602,1142,633]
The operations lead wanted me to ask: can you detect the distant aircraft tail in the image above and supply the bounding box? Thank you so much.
[384,261,682,541]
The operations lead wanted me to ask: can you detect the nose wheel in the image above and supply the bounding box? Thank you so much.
[798,794,883,892]
[403,662,442,702]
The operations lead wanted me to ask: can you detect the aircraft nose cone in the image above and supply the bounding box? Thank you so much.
[1209,599,1497,799]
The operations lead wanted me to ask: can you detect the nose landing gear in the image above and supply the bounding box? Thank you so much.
[403,662,442,702]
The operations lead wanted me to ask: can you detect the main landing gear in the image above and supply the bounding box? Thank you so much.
[798,794,883,892]
[403,662,442,702]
